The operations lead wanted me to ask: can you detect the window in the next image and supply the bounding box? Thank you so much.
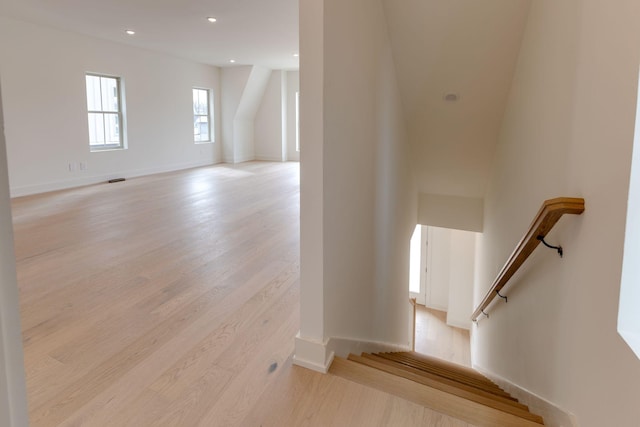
[193,88,212,143]
[85,74,125,151]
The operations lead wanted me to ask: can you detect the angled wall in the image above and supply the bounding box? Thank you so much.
[221,65,274,163]
[474,1,640,425]
[255,71,286,161]
[221,66,253,163]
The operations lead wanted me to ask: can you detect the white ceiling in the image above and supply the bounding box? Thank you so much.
[0,0,299,70]
[1,0,531,199]
[383,0,531,198]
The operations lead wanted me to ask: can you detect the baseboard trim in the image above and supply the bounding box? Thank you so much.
[293,334,411,374]
[255,155,285,162]
[293,333,334,374]
[10,159,219,198]
[473,365,579,427]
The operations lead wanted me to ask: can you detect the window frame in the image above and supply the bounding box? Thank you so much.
[85,73,126,152]
[193,87,213,144]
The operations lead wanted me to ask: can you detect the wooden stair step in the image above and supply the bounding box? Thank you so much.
[394,351,502,387]
[366,353,511,399]
[350,354,540,423]
[401,351,496,382]
[375,352,513,399]
[330,357,544,427]
[359,354,525,408]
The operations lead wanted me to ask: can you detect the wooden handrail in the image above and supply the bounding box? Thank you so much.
[471,197,585,321]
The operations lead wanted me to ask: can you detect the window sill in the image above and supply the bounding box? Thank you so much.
[90,146,127,153]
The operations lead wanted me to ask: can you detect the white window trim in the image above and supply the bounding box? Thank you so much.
[193,87,214,144]
[86,73,127,152]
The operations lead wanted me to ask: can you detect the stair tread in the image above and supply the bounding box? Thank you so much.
[350,354,539,422]
[360,354,524,406]
[400,351,495,383]
[374,352,513,399]
[330,357,545,427]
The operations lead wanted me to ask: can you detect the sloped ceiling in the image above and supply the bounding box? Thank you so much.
[0,0,299,70]
[382,0,531,198]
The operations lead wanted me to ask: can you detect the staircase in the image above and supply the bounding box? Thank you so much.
[329,351,544,427]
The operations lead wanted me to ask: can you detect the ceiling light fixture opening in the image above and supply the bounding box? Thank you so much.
[293,53,299,57]
[443,93,460,102]
[229,59,236,63]
[125,29,136,35]
[207,17,217,23]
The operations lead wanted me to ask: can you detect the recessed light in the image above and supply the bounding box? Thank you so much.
[207,17,217,23]
[229,59,236,63]
[443,93,459,102]
[125,29,136,35]
[293,53,299,57]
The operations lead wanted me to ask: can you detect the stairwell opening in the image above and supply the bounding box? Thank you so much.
[410,224,479,366]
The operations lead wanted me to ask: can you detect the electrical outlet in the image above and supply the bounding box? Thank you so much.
[68,162,76,172]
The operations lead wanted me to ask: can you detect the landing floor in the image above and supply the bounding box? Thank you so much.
[14,162,475,426]
[415,306,471,367]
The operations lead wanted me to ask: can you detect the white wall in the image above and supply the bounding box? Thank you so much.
[424,227,476,330]
[418,193,483,232]
[295,0,327,371]
[222,65,276,163]
[0,16,222,197]
[426,227,451,311]
[286,71,300,161]
[474,1,640,425]
[255,71,285,161]
[234,66,272,162]
[221,66,252,163]
[255,70,301,162]
[447,230,476,330]
[0,80,29,426]
[296,0,417,371]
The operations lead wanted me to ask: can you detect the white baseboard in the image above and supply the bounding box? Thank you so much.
[293,333,334,374]
[293,333,412,374]
[255,155,285,162]
[10,159,219,198]
[233,154,256,164]
[473,365,579,427]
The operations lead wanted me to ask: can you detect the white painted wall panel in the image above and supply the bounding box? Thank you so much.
[475,1,640,425]
[0,16,222,196]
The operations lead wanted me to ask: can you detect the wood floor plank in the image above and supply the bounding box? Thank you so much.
[13,162,488,426]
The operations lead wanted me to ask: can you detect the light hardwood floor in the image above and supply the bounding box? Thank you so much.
[13,162,474,426]
[414,306,471,367]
